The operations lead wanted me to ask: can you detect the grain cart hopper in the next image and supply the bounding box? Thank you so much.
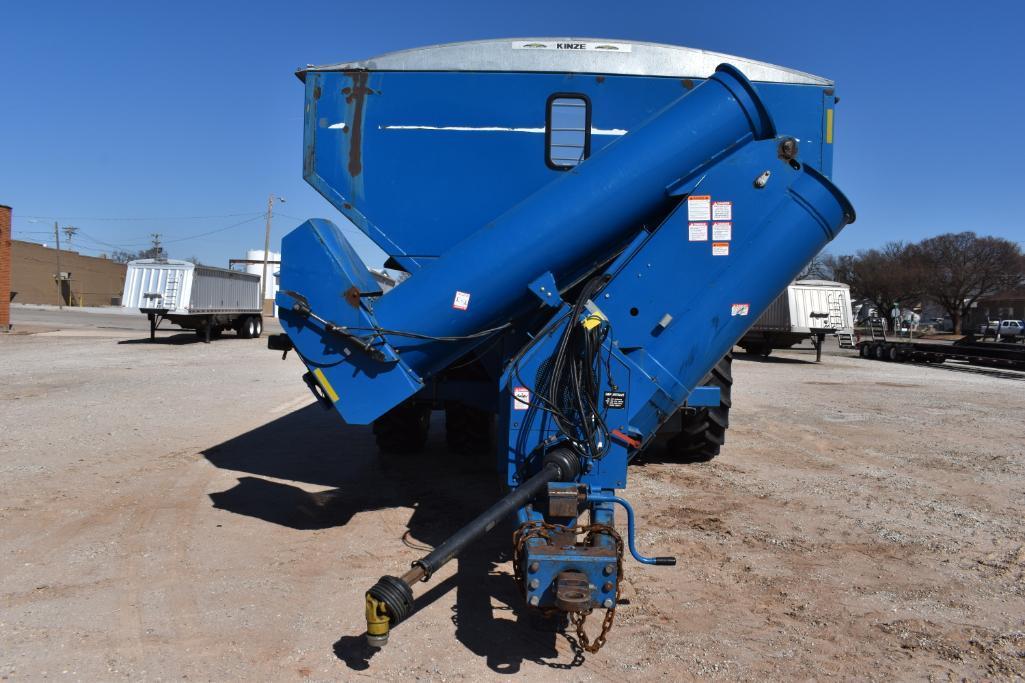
[269,39,855,650]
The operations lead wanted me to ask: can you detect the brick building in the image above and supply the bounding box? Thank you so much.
[968,287,1025,328]
[10,240,127,307]
[1,205,10,329]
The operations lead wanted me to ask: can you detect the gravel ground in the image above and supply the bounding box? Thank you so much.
[1,315,1023,680]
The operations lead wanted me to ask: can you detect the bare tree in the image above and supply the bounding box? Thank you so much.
[914,232,1023,333]
[824,242,924,319]
[110,246,166,263]
[797,252,834,281]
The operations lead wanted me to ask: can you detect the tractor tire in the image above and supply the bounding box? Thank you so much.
[664,353,732,463]
[373,401,431,455]
[444,402,494,457]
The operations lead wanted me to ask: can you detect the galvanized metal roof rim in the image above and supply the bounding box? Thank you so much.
[296,38,833,86]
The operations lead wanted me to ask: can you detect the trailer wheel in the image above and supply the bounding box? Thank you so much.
[664,353,732,463]
[444,402,494,457]
[237,317,254,339]
[886,344,900,362]
[373,400,431,455]
[252,316,263,339]
[873,343,886,360]
[859,344,871,358]
[741,343,771,357]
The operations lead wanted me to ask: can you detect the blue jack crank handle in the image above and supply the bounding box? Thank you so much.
[588,493,677,566]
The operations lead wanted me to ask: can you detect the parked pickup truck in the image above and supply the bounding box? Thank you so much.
[979,319,1024,340]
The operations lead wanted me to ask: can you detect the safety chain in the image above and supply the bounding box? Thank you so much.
[512,520,625,653]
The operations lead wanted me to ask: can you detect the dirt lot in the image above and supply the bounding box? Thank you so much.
[2,314,1024,680]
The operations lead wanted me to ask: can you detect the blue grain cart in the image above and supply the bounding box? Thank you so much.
[268,38,855,649]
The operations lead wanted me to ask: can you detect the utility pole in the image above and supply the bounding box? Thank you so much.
[54,221,63,309]
[150,233,163,257]
[262,195,285,314]
[63,225,78,245]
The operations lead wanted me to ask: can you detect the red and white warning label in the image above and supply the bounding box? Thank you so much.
[513,386,530,410]
[452,291,471,311]
[712,222,732,241]
[712,201,732,221]
[687,195,711,222]
[712,242,730,256]
[688,222,708,241]
[731,303,750,317]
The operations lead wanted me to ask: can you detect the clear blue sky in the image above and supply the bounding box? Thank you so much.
[2,0,1023,267]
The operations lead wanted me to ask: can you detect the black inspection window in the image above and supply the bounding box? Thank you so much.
[546,94,591,169]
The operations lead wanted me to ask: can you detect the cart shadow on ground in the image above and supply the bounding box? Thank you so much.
[201,403,588,674]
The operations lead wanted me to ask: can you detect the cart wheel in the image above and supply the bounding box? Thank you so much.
[664,354,732,463]
[373,400,432,454]
[445,402,493,457]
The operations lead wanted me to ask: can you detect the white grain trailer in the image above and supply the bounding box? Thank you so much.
[122,259,263,342]
[738,280,855,361]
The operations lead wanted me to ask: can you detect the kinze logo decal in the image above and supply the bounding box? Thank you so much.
[512,41,632,53]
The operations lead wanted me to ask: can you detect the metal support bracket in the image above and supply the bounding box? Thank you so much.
[687,386,720,407]
[527,271,561,308]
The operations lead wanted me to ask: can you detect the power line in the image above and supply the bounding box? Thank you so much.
[275,212,373,241]
[24,215,267,251]
[162,214,265,244]
[19,211,265,221]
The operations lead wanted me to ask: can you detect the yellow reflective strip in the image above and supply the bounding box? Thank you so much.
[825,109,834,144]
[312,367,339,402]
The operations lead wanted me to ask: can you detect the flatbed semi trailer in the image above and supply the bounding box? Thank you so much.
[857,323,1025,370]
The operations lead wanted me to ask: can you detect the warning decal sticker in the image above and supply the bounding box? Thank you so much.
[513,386,530,410]
[452,291,471,311]
[687,195,711,222]
[712,201,732,221]
[712,242,730,256]
[731,303,750,317]
[603,391,626,409]
[712,222,732,241]
[688,222,708,241]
